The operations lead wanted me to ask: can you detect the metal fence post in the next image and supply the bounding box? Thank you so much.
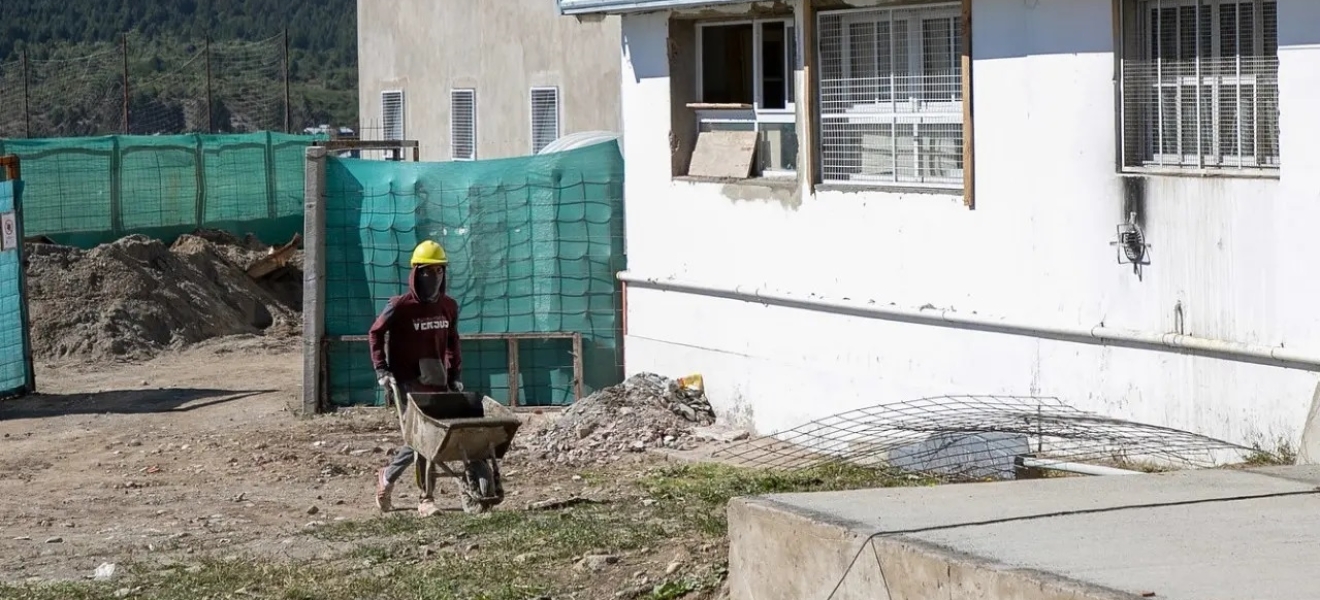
[121,33,130,134]
[21,50,31,138]
[302,145,328,416]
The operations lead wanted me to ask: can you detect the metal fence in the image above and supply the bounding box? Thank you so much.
[0,132,316,248]
[0,155,34,400]
[0,32,292,138]
[301,141,627,412]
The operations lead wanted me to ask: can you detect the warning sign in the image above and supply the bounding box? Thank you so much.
[0,213,15,251]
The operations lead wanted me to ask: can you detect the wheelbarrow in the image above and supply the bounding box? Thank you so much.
[386,382,522,513]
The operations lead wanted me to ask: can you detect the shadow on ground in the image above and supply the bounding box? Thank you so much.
[0,388,272,419]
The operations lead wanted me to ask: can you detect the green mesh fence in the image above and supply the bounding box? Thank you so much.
[321,141,626,407]
[0,132,317,248]
[0,177,34,399]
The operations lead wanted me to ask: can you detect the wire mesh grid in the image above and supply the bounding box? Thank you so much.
[1120,0,1279,170]
[320,143,625,408]
[816,5,964,188]
[0,178,29,399]
[0,32,288,138]
[0,132,310,247]
[711,394,1258,480]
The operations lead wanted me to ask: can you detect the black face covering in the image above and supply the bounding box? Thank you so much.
[415,265,444,303]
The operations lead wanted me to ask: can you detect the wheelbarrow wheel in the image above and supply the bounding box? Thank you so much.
[460,460,500,514]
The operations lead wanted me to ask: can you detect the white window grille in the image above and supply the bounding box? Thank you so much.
[1119,0,1279,171]
[693,18,798,177]
[450,89,476,161]
[381,90,405,141]
[531,87,561,154]
[817,4,963,189]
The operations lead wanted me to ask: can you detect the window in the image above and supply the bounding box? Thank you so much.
[817,5,964,189]
[531,87,561,154]
[693,19,797,177]
[1119,0,1279,171]
[450,89,476,161]
[381,90,405,141]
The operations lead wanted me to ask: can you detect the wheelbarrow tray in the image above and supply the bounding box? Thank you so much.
[398,391,521,464]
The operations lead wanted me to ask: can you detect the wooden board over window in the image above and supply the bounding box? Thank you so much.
[687,130,758,178]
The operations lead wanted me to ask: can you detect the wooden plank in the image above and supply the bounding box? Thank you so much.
[961,0,976,210]
[507,338,520,407]
[0,155,19,181]
[686,102,753,109]
[247,233,302,279]
[687,130,758,179]
[332,332,582,343]
[572,333,584,402]
[314,140,420,151]
[797,1,817,189]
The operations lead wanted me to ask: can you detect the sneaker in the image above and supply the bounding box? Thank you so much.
[417,499,440,517]
[375,467,393,513]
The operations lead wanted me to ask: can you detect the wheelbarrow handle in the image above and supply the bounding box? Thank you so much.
[387,380,406,425]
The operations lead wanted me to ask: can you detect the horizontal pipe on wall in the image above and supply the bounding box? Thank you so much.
[616,271,1320,372]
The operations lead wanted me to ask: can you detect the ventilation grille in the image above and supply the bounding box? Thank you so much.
[451,89,476,161]
[531,87,560,154]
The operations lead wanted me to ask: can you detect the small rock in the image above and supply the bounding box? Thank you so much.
[232,493,246,502]
[514,552,536,564]
[665,561,682,575]
[641,499,656,507]
[306,505,320,515]
[44,537,62,544]
[578,554,619,571]
[113,587,132,599]
[629,441,646,452]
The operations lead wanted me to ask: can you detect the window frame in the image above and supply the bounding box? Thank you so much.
[1117,0,1280,175]
[381,89,405,142]
[530,86,562,155]
[816,3,966,190]
[693,18,798,178]
[450,88,477,162]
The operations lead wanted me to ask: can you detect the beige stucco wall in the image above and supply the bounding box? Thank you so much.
[357,0,621,161]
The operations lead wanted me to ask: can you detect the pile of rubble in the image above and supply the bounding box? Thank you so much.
[529,373,719,464]
[25,231,302,361]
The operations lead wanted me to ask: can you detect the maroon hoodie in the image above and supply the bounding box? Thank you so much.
[367,266,462,388]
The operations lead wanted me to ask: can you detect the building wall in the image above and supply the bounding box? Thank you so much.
[358,0,622,160]
[618,0,1320,449]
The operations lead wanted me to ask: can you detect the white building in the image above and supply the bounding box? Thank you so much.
[557,0,1320,452]
[358,0,621,160]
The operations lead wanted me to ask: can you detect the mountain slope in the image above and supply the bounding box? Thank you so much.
[1,0,358,134]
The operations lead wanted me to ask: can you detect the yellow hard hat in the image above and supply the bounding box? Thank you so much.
[410,240,448,266]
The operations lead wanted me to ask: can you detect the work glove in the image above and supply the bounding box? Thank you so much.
[450,380,464,392]
[376,369,395,388]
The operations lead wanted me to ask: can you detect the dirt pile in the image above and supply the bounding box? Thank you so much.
[529,373,717,464]
[26,231,302,361]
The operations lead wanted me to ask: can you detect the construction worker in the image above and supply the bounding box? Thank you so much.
[368,239,463,516]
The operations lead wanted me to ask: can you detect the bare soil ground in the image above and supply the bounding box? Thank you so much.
[0,336,901,600]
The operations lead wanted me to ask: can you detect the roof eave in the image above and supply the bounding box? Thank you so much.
[556,0,750,16]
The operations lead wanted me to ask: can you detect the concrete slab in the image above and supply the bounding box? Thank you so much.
[727,467,1320,600]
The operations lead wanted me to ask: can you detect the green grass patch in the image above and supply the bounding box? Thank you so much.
[639,462,931,536]
[2,462,924,600]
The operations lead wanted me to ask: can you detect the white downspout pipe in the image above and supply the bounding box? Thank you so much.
[616,271,1320,371]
